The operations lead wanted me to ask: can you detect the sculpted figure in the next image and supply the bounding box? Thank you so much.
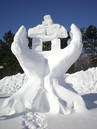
[0,15,87,116]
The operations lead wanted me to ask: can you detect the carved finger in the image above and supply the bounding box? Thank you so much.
[70,24,82,41]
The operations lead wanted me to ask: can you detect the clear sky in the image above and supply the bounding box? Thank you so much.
[0,0,97,39]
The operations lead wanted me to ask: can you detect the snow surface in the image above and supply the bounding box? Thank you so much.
[0,68,97,129]
[0,73,26,96]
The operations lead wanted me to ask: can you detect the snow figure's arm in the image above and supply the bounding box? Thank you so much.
[52,78,87,114]
[11,26,31,78]
[43,24,87,114]
[38,24,84,115]
[0,26,50,116]
[11,26,29,58]
[48,24,83,78]
[11,26,49,79]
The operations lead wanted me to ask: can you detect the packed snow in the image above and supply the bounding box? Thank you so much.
[0,68,97,129]
[28,15,68,42]
[0,73,26,96]
[0,67,97,97]
[0,15,97,129]
[65,67,97,94]
[0,15,87,116]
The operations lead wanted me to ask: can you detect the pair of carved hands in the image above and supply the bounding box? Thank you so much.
[11,24,82,79]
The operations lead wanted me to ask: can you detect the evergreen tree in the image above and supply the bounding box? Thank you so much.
[0,31,23,79]
[83,25,97,55]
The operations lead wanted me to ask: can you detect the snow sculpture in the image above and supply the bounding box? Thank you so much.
[0,15,87,116]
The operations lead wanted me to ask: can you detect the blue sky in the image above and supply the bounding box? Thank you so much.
[0,0,97,39]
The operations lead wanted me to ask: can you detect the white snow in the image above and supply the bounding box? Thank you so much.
[0,73,26,96]
[65,67,97,94]
[0,15,87,116]
[0,68,97,129]
[0,15,97,129]
[28,15,68,42]
[0,68,97,96]
[46,110,97,129]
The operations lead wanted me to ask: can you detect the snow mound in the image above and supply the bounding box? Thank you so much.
[65,67,97,94]
[0,73,26,96]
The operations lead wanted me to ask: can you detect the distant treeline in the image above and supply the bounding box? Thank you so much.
[0,25,97,79]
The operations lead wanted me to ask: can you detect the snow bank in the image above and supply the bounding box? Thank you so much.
[65,67,97,94]
[0,73,26,96]
[22,112,48,129]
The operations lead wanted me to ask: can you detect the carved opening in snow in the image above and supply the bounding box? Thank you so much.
[28,15,68,52]
[30,37,69,51]
[42,41,51,51]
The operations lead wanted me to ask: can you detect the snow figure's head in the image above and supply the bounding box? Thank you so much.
[42,15,53,25]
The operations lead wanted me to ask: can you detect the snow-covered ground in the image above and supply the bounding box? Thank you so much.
[0,67,97,129]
